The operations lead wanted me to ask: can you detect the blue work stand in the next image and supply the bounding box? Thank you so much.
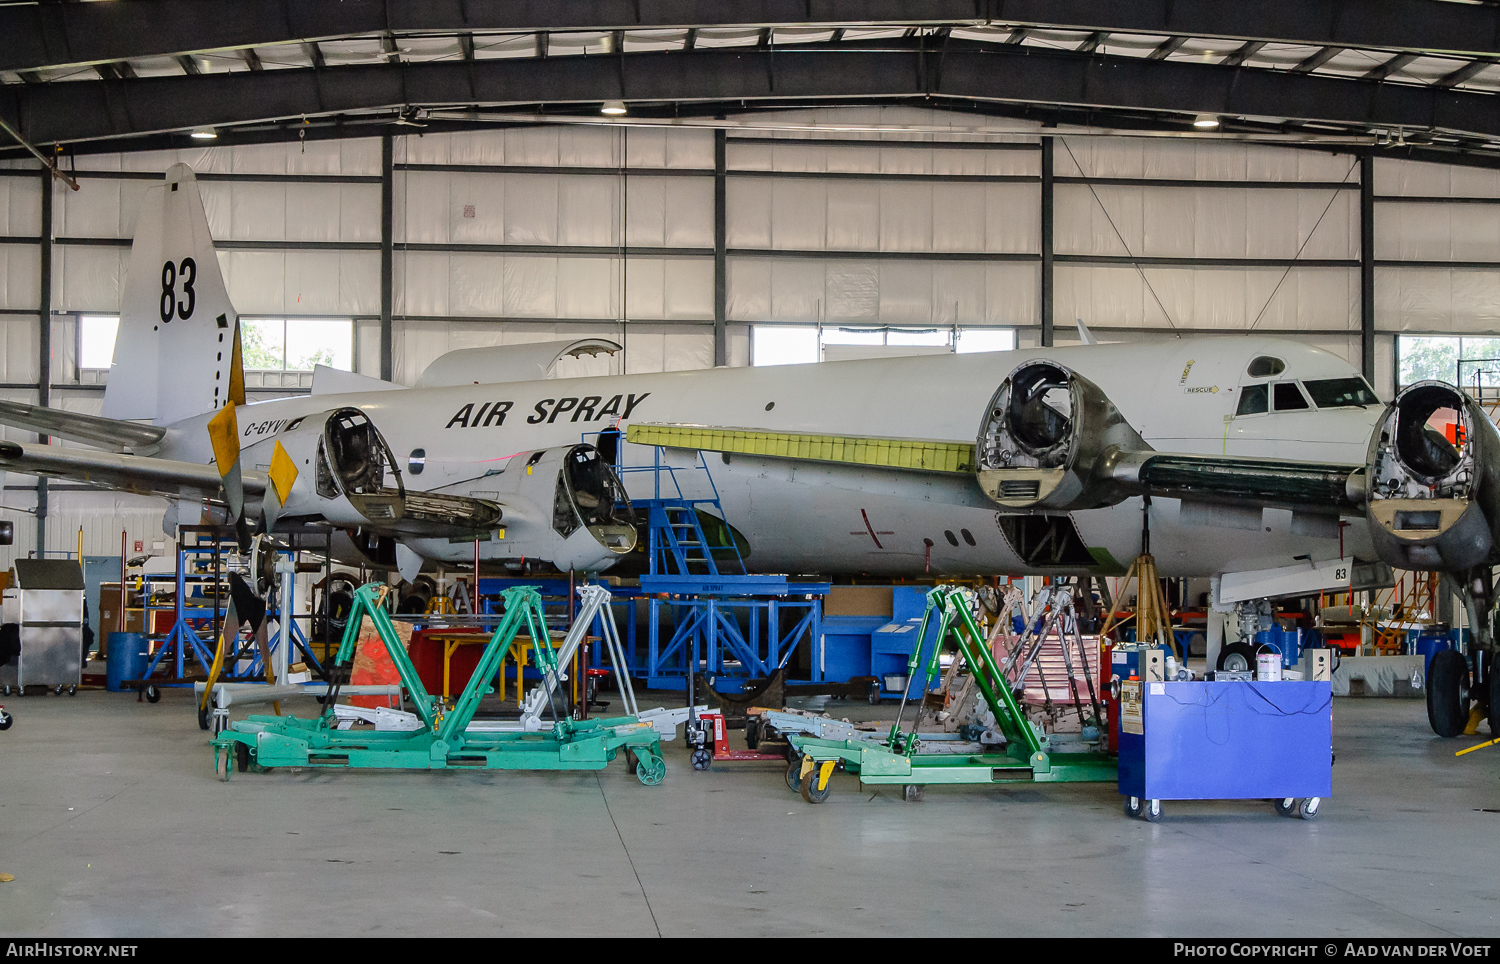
[1117,680,1332,822]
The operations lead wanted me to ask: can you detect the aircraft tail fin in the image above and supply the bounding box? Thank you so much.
[1076,318,1099,345]
[102,163,240,426]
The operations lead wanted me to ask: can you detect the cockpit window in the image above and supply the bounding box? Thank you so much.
[1247,356,1286,378]
[1236,384,1268,416]
[1272,382,1310,412]
[1303,377,1378,409]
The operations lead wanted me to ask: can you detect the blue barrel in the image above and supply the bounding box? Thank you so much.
[1414,635,1451,680]
[1254,628,1302,667]
[106,632,149,692]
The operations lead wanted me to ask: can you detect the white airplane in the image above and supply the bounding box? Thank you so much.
[0,164,1492,737]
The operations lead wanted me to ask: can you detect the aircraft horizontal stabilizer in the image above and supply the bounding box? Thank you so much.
[0,400,166,453]
[626,423,974,474]
[0,439,263,502]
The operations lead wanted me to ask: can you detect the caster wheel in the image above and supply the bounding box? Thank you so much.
[635,754,666,787]
[744,718,761,751]
[690,747,712,771]
[1298,797,1321,820]
[800,761,834,804]
[1,685,9,697]
[1142,799,1163,823]
[67,686,77,697]
[53,685,63,696]
[785,759,803,793]
[1124,796,1144,819]
[1274,798,1298,817]
[198,705,210,731]
[0,712,12,731]
[215,747,231,782]
[902,784,925,803]
[868,681,881,706]
[145,685,161,704]
[235,742,251,773]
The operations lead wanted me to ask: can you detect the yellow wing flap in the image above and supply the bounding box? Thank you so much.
[626,423,975,474]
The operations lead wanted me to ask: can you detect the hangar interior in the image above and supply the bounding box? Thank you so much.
[3,3,1500,940]
[3,121,1497,561]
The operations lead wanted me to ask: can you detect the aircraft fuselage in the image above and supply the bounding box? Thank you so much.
[160,334,1381,578]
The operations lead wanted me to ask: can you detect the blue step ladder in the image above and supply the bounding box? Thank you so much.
[598,438,746,578]
[583,429,826,691]
[643,449,745,577]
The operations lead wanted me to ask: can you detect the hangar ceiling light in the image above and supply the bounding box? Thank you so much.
[600,101,627,115]
[1192,114,1220,129]
[189,127,217,139]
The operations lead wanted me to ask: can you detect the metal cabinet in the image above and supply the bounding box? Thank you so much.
[0,560,85,694]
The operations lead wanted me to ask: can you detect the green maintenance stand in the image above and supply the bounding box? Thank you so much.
[210,583,667,784]
[789,585,1115,803]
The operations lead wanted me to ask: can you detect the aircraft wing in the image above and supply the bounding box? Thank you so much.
[0,440,260,502]
[627,422,1363,514]
[0,400,166,453]
[0,437,502,539]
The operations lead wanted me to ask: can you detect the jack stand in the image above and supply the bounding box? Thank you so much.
[211,584,668,783]
[788,585,1116,803]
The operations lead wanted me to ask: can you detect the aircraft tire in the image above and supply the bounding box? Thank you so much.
[1427,649,1470,738]
[1216,642,1257,673]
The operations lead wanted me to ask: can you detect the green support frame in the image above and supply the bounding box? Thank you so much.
[211,583,667,784]
[790,586,1115,801]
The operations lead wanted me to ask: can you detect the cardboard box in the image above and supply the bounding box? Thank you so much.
[823,586,893,618]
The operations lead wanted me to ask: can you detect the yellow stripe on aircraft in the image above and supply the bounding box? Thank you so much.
[626,423,975,474]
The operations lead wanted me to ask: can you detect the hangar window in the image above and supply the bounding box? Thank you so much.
[1246,356,1285,378]
[1398,335,1500,391]
[79,315,120,369]
[243,318,353,372]
[751,325,1015,366]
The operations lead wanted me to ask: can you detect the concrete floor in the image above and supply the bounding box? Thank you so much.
[1,687,1497,938]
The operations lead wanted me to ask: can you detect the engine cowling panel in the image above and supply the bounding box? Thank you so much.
[975,360,1150,511]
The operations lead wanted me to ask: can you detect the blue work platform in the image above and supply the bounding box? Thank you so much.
[1118,680,1332,818]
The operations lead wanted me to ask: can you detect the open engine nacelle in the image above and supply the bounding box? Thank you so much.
[479,444,638,572]
[1365,381,1500,572]
[975,360,1150,511]
[271,407,503,536]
